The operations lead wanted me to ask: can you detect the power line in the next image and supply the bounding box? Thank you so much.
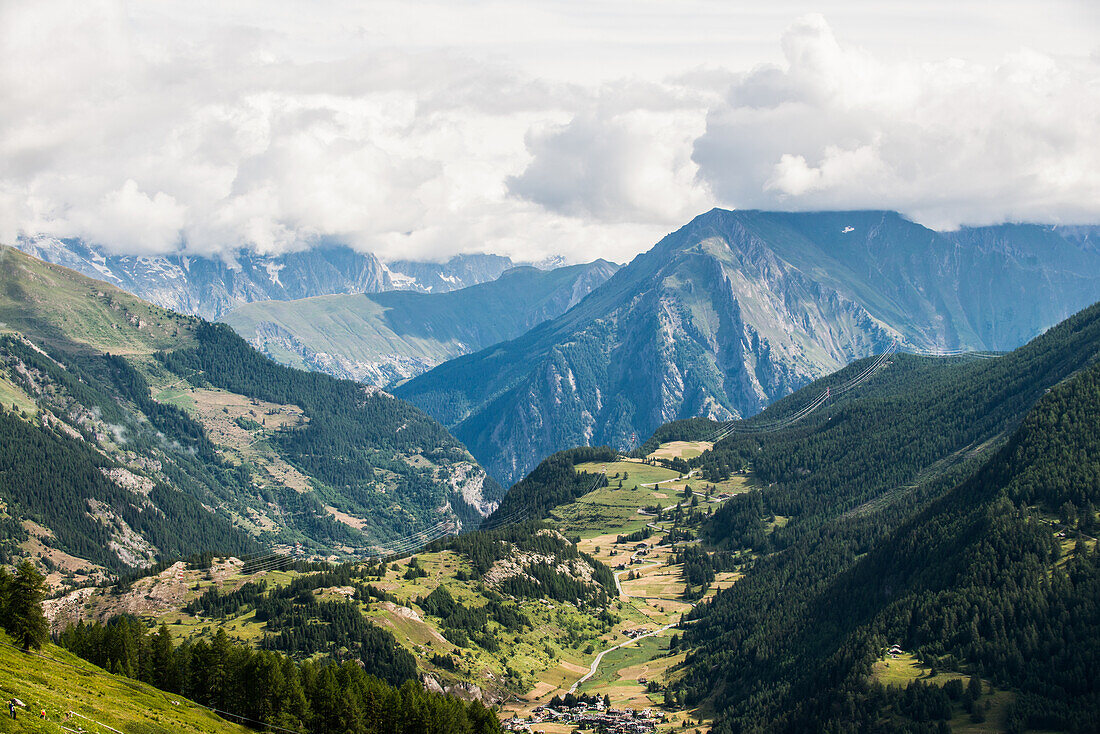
[703,341,897,442]
[699,339,1004,444]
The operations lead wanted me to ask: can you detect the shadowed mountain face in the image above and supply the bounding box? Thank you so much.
[395,209,1100,485]
[221,260,620,387]
[11,237,524,320]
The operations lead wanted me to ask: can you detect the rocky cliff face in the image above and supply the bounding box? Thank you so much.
[396,209,1100,486]
[12,238,522,319]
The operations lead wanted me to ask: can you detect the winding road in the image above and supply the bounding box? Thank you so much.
[568,619,679,694]
[570,563,681,694]
[613,563,659,597]
[564,466,701,696]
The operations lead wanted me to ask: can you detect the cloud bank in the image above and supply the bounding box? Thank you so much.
[0,1,1096,263]
[692,14,1100,230]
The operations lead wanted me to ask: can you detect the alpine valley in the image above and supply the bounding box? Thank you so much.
[4,4,1098,732]
[1,210,1099,734]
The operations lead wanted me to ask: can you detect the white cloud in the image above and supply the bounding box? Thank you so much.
[693,14,1100,228]
[75,180,187,254]
[507,106,711,225]
[0,1,1097,264]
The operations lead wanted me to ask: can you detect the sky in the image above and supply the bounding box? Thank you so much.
[1,1,1098,264]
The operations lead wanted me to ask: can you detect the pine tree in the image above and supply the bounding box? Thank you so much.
[0,567,10,619]
[6,560,48,650]
[151,623,175,690]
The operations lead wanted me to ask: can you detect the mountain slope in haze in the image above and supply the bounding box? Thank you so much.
[386,253,516,293]
[671,300,1100,732]
[12,237,524,320]
[222,260,619,386]
[395,209,1100,485]
[0,247,499,583]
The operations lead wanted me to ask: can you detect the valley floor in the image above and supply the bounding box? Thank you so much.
[43,441,749,733]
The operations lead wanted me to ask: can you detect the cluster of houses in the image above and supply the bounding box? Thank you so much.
[504,701,664,732]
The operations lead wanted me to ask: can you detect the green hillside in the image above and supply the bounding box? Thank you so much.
[46,442,736,731]
[222,261,617,386]
[0,244,197,357]
[668,301,1100,731]
[0,631,248,734]
[0,247,500,583]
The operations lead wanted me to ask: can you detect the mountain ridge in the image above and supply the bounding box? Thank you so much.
[10,237,541,320]
[395,208,1100,485]
[0,246,500,584]
[675,298,1100,732]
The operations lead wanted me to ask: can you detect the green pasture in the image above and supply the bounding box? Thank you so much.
[0,632,246,734]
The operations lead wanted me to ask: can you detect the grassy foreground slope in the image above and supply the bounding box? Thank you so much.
[0,632,246,734]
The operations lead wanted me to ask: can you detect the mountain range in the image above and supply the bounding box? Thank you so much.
[12,237,527,320]
[4,223,1100,731]
[221,260,619,386]
[393,209,1100,485]
[12,211,1100,490]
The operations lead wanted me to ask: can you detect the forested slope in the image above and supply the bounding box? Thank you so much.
[673,302,1100,732]
[159,322,502,537]
[482,445,617,525]
[0,247,498,581]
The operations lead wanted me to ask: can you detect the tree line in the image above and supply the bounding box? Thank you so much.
[60,619,501,733]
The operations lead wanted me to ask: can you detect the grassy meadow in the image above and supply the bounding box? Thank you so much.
[0,632,246,734]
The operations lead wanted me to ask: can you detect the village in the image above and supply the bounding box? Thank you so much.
[504,697,666,733]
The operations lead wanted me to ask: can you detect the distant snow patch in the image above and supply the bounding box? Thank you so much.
[265,262,285,286]
[387,270,419,290]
